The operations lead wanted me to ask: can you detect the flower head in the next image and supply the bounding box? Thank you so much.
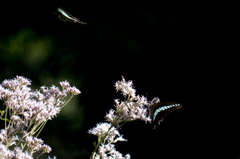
[105,77,150,124]
[88,123,119,138]
[0,76,81,158]
[115,76,136,98]
[95,143,130,159]
[89,122,129,159]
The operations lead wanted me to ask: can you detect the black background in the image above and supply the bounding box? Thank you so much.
[0,0,237,158]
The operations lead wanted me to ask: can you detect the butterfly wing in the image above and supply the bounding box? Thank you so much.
[74,19,87,24]
[149,97,160,121]
[150,102,182,129]
[57,7,87,24]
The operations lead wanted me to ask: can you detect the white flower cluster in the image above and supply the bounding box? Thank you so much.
[89,77,150,159]
[93,143,130,159]
[24,133,51,155]
[107,76,150,124]
[89,123,130,159]
[0,76,80,124]
[0,143,33,159]
[0,76,80,158]
[88,123,127,143]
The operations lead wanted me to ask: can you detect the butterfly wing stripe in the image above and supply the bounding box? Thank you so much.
[152,104,181,121]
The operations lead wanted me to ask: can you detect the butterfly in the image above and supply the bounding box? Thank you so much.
[149,97,182,129]
[56,7,87,24]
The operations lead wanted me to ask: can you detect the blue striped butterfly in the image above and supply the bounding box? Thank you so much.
[149,97,182,129]
[57,7,87,24]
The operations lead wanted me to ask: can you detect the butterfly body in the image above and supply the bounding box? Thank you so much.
[149,97,182,129]
[57,7,87,24]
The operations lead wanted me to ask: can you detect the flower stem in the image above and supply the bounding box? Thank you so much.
[5,107,8,129]
[60,96,73,109]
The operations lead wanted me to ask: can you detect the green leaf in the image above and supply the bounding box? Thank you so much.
[92,141,97,147]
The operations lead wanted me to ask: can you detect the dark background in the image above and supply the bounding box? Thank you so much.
[0,0,236,159]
